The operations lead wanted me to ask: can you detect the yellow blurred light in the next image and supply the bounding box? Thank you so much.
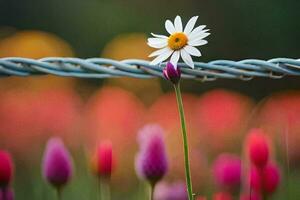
[101,33,162,104]
[0,30,75,90]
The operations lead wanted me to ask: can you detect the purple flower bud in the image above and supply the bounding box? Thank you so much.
[42,137,73,188]
[163,62,181,84]
[0,188,14,200]
[135,124,168,185]
[212,153,241,190]
[154,181,188,200]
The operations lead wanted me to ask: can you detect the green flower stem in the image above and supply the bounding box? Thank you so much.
[56,188,62,200]
[100,178,111,200]
[149,183,154,200]
[174,83,194,200]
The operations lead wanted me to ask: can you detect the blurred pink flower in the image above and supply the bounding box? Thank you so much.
[0,151,14,188]
[0,188,14,200]
[91,140,115,178]
[256,92,300,163]
[84,87,145,140]
[212,153,241,190]
[135,124,168,186]
[248,167,261,192]
[148,93,198,134]
[0,88,81,154]
[195,90,253,153]
[261,163,280,194]
[246,129,270,168]
[42,137,73,188]
[154,181,187,200]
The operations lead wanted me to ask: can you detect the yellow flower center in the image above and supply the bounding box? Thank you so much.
[168,32,188,50]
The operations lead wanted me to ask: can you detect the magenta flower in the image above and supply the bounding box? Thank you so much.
[261,163,280,194]
[0,151,14,188]
[154,181,187,200]
[135,124,168,185]
[42,137,73,188]
[163,62,181,84]
[212,153,241,190]
[0,188,14,200]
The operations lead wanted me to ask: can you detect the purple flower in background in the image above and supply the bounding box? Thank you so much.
[0,188,14,200]
[163,62,181,84]
[154,181,188,200]
[135,124,168,186]
[212,153,241,190]
[42,137,73,188]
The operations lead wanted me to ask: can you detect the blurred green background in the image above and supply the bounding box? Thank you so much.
[0,0,300,199]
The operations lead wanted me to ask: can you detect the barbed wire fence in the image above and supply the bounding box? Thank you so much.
[0,57,300,81]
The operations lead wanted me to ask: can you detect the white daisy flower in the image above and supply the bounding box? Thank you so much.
[147,15,210,68]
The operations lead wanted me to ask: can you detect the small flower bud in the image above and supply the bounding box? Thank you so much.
[91,140,115,178]
[0,151,14,188]
[261,163,280,194]
[163,62,181,84]
[42,137,73,189]
[246,129,269,168]
[212,153,241,190]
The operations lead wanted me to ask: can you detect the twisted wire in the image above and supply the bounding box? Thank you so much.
[0,57,300,81]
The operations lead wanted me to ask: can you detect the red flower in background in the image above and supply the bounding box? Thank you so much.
[0,88,81,155]
[195,89,253,153]
[246,129,270,168]
[0,151,14,188]
[84,87,145,141]
[91,140,115,178]
[257,92,300,163]
[84,87,145,189]
[261,163,280,194]
[148,93,198,134]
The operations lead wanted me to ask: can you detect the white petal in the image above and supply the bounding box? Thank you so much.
[148,42,167,49]
[151,33,168,39]
[174,15,183,32]
[189,32,210,42]
[147,38,168,48]
[150,49,173,65]
[188,39,208,47]
[170,51,180,67]
[149,47,171,57]
[148,37,167,44]
[184,46,201,57]
[180,49,194,68]
[184,16,198,35]
[165,20,176,34]
[188,25,207,38]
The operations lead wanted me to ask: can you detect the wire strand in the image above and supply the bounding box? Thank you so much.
[0,57,299,81]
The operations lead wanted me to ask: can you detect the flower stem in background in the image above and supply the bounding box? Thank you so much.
[174,83,194,200]
[56,187,62,200]
[97,178,101,200]
[149,183,154,200]
[284,123,290,200]
[100,178,111,200]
